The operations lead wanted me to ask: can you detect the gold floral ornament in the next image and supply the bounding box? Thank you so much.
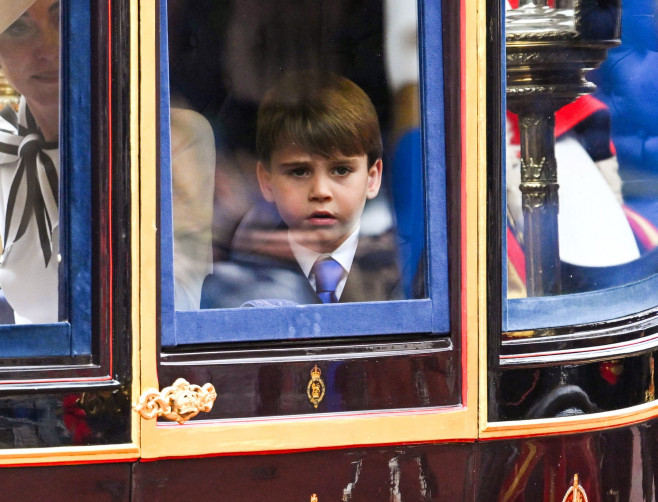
[311,495,318,502]
[562,474,588,502]
[133,378,217,424]
[307,365,326,409]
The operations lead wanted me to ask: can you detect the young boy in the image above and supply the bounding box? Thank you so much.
[246,71,400,304]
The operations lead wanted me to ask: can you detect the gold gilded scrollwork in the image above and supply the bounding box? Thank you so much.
[307,365,326,409]
[311,495,318,502]
[561,474,588,502]
[133,378,217,424]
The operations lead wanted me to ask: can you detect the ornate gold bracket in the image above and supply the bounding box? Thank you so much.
[562,474,588,502]
[307,365,326,409]
[133,378,217,424]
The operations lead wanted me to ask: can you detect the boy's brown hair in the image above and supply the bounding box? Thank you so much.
[256,71,383,167]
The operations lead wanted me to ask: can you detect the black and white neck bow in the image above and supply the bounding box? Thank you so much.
[0,98,58,266]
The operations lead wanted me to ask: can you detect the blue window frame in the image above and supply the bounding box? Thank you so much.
[0,1,92,358]
[159,0,450,346]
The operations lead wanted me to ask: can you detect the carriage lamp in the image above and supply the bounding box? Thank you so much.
[506,0,621,296]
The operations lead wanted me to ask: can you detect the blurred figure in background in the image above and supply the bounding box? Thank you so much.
[592,0,658,214]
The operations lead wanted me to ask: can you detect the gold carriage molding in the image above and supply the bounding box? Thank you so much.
[133,378,217,424]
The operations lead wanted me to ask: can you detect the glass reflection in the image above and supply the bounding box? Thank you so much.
[168,0,425,309]
[0,0,60,324]
[504,0,658,300]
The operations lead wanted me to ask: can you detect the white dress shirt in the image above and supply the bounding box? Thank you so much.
[288,227,359,301]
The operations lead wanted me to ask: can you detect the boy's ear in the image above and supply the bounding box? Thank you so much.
[256,161,275,202]
[366,158,383,200]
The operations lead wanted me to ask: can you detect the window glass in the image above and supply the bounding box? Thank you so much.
[503,0,658,330]
[0,0,93,358]
[0,1,130,450]
[167,0,424,312]
[160,0,449,346]
[0,0,61,325]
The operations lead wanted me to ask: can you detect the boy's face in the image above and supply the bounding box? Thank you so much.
[257,144,382,253]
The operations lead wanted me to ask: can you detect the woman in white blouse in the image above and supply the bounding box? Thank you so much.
[0,0,215,323]
[0,0,60,323]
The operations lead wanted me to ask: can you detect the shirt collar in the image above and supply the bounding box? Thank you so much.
[288,226,359,278]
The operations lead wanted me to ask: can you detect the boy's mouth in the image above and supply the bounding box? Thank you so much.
[307,211,337,226]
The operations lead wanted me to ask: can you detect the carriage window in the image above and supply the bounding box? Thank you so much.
[160,0,450,345]
[0,0,92,358]
[503,0,658,330]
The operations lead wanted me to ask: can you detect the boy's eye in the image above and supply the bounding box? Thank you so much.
[332,166,351,176]
[288,167,310,177]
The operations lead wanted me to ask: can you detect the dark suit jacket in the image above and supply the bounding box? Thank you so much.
[201,218,403,308]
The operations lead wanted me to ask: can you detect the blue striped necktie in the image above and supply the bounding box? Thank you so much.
[312,257,344,303]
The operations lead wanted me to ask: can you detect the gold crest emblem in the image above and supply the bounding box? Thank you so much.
[307,365,326,409]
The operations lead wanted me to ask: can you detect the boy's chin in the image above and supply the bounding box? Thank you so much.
[290,229,345,253]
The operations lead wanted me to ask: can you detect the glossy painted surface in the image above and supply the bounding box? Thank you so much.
[133,444,474,500]
[131,416,658,500]
[477,422,658,502]
[501,306,658,359]
[493,290,658,422]
[159,338,459,418]
[0,463,131,500]
[497,352,655,421]
[6,416,658,500]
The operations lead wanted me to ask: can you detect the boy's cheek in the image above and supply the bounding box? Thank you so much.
[277,201,303,223]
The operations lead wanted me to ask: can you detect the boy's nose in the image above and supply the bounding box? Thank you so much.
[309,176,332,201]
